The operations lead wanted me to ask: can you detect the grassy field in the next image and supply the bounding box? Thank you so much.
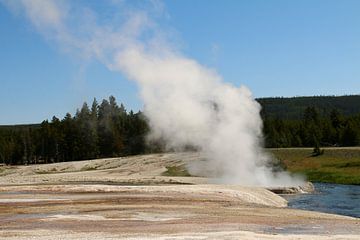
[269,147,360,185]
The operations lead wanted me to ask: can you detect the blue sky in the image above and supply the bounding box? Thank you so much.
[1,0,360,124]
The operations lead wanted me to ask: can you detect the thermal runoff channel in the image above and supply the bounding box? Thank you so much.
[2,0,304,187]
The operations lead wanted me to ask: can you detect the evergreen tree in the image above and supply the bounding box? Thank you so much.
[2,95,359,165]
[341,120,359,146]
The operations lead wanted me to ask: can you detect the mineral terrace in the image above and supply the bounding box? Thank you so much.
[0,153,359,239]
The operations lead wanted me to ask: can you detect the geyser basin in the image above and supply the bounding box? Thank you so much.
[3,0,305,187]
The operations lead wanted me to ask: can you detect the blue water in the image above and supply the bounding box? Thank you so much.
[283,183,360,218]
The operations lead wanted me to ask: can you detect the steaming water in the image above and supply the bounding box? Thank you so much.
[1,0,305,187]
[283,183,360,218]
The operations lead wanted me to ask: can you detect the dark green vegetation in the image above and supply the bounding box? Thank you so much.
[262,96,360,148]
[258,95,360,120]
[0,95,359,168]
[270,148,360,185]
[0,96,149,165]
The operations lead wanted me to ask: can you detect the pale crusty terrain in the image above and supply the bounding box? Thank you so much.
[0,152,359,239]
[0,152,207,185]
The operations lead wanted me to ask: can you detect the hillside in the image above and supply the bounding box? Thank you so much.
[0,124,40,130]
[257,95,360,120]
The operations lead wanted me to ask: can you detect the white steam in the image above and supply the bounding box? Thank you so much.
[2,0,304,187]
[116,48,304,186]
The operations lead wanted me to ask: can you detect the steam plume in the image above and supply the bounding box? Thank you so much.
[2,0,304,186]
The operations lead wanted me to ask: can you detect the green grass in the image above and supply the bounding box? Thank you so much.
[162,165,191,177]
[269,147,360,185]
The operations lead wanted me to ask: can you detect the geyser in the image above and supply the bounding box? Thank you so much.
[3,0,304,187]
[116,48,304,187]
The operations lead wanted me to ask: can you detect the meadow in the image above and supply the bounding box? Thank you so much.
[269,147,360,185]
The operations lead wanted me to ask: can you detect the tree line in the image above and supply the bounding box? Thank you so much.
[0,96,149,165]
[1,96,359,165]
[263,107,360,148]
[258,95,360,120]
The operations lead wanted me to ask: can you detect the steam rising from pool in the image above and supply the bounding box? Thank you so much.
[2,0,304,187]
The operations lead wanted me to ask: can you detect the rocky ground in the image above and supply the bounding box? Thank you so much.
[0,152,359,239]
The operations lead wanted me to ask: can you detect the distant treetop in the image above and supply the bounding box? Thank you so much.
[257,95,360,120]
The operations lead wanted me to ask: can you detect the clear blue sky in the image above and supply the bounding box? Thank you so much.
[1,0,360,124]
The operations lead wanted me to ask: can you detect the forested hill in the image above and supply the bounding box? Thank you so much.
[0,124,40,130]
[1,95,360,165]
[0,96,150,165]
[257,95,360,120]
